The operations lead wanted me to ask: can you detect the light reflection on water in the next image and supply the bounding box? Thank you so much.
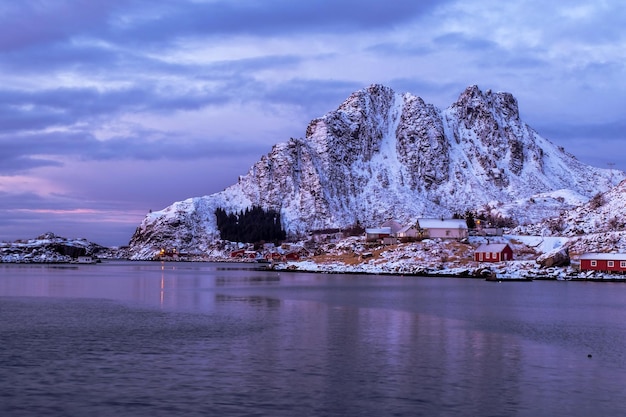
[1,261,626,416]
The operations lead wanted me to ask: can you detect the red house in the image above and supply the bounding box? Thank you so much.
[284,251,300,261]
[266,252,283,261]
[230,249,246,258]
[579,253,626,273]
[475,243,513,262]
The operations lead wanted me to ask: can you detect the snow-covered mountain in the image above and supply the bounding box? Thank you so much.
[0,232,108,263]
[129,85,625,259]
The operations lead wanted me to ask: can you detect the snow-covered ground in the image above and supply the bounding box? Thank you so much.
[4,232,625,282]
[272,235,625,281]
[0,232,115,263]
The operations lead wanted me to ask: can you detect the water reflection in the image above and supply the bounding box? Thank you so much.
[215,294,281,308]
[2,262,626,416]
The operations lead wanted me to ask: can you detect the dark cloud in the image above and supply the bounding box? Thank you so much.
[0,127,273,174]
[0,0,624,246]
[0,52,310,133]
[0,86,212,122]
[108,0,447,44]
[0,0,131,51]
[0,74,368,175]
[0,84,232,136]
[0,156,63,174]
[0,0,448,54]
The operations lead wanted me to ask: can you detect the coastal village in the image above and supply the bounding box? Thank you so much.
[130,216,626,280]
[2,218,626,281]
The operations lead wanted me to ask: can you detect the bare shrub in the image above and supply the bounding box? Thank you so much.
[589,192,605,209]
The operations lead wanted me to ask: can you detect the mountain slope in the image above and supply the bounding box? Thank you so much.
[513,179,626,256]
[128,85,625,259]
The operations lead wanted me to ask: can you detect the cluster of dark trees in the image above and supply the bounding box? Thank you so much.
[215,206,286,243]
[310,221,365,237]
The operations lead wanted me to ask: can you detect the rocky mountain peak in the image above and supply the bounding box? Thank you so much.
[451,85,520,124]
[127,85,625,259]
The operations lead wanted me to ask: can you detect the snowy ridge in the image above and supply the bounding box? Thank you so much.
[514,179,626,256]
[129,85,625,259]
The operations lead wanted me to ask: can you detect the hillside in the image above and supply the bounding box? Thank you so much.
[514,179,626,256]
[128,85,625,259]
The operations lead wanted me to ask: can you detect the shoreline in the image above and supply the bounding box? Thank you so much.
[3,257,626,282]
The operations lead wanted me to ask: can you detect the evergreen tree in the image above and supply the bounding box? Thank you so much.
[214,206,286,243]
[465,210,476,229]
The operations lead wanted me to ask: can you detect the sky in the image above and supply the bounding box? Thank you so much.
[1,0,625,247]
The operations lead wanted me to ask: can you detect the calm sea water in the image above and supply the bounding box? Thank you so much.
[1,261,626,417]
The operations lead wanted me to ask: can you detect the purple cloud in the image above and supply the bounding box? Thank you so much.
[0,0,625,246]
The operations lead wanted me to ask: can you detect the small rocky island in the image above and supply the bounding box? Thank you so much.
[0,232,120,263]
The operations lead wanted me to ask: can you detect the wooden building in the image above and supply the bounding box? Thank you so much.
[579,253,626,273]
[417,218,468,240]
[475,243,513,262]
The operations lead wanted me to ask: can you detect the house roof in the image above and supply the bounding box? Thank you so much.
[381,219,403,233]
[417,218,468,230]
[579,253,626,260]
[365,227,392,234]
[397,224,415,234]
[475,243,510,252]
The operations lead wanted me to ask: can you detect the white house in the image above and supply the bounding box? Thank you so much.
[398,218,468,240]
[417,218,468,239]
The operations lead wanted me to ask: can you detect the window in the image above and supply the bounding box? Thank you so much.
[621,261,626,268]
[608,261,614,268]
[590,260,597,267]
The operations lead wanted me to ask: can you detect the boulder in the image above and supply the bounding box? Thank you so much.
[537,246,570,268]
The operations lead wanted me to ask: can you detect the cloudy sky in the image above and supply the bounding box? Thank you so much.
[1,0,625,246]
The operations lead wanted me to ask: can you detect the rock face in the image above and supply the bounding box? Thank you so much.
[128,85,625,259]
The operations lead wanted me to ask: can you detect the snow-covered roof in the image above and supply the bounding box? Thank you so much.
[365,227,392,234]
[475,243,510,252]
[381,219,403,233]
[579,253,626,260]
[417,218,468,230]
[397,224,415,234]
